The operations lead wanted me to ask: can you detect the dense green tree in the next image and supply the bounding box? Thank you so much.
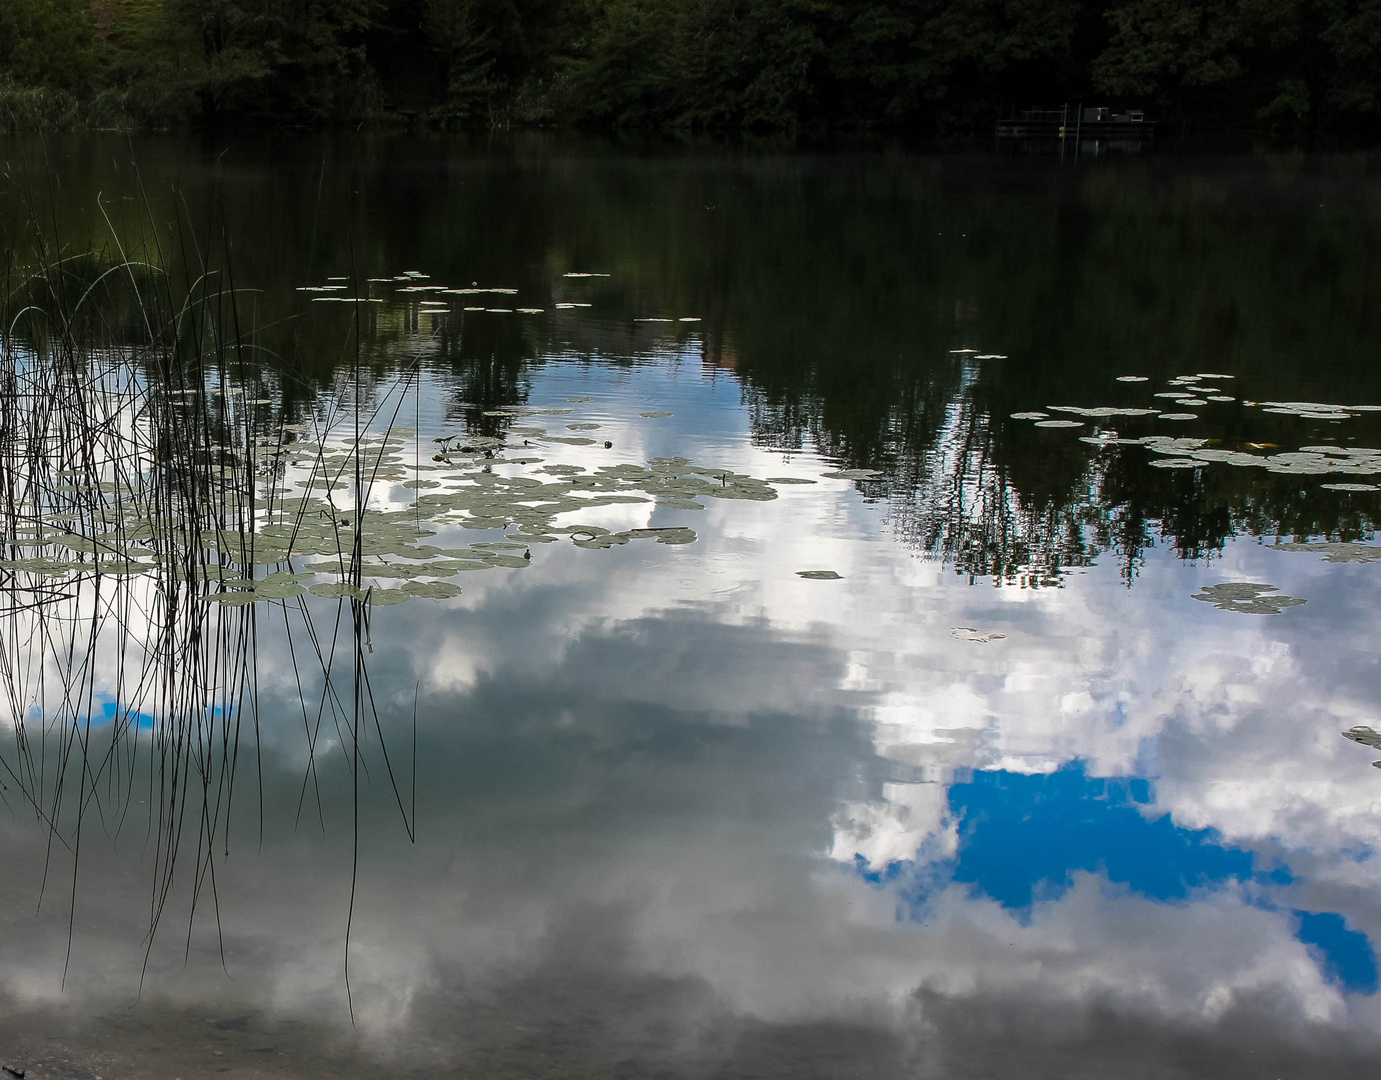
[570,0,1092,130]
[422,0,584,123]
[1316,0,1381,113]
[1094,0,1381,122]
[119,0,380,123]
[0,0,98,90]
[5,0,1381,131]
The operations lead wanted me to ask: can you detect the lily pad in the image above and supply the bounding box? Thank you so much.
[253,580,307,599]
[625,527,696,545]
[401,581,462,599]
[1190,582,1306,614]
[1272,542,1381,563]
[307,582,365,600]
[1342,726,1381,749]
[952,627,1006,643]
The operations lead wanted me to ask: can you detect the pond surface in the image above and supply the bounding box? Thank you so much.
[3,134,1381,1078]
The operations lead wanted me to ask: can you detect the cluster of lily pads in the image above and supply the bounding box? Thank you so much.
[1010,371,1381,490]
[1,388,866,607]
[297,269,701,323]
[1190,582,1306,615]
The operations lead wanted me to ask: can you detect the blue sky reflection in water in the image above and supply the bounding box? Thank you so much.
[2,138,1381,1077]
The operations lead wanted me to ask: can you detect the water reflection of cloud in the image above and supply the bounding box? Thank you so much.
[5,372,1381,1072]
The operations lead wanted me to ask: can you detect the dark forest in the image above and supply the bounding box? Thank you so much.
[3,0,1381,133]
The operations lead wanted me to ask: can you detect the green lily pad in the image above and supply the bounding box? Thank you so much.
[401,581,462,599]
[1272,542,1381,563]
[307,582,365,600]
[253,580,307,599]
[1190,582,1306,614]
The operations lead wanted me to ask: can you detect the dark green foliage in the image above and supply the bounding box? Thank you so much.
[0,0,98,90]
[117,0,382,124]
[7,0,1381,130]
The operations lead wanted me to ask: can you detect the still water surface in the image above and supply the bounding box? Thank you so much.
[2,136,1381,1077]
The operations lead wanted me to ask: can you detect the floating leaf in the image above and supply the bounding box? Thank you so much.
[573,531,631,549]
[1342,726,1381,749]
[307,582,365,600]
[952,627,1006,643]
[401,581,462,599]
[1272,541,1381,562]
[626,527,696,545]
[1190,582,1306,614]
[253,580,307,599]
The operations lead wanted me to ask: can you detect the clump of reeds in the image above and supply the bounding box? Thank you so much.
[0,171,413,1009]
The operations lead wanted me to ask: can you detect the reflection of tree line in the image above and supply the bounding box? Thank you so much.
[11,148,1381,582]
[310,151,1381,581]
[745,361,1380,583]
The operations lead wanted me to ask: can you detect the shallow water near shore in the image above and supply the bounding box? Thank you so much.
[3,134,1381,1078]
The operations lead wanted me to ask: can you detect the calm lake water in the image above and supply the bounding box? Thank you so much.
[3,134,1381,1078]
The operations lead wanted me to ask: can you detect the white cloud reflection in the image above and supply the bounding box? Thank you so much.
[3,366,1381,1075]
